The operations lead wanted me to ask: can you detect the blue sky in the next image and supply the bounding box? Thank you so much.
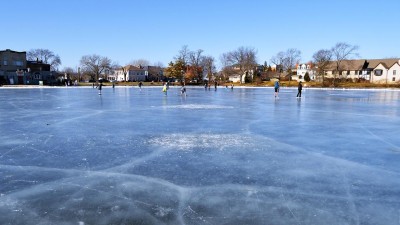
[2,0,399,70]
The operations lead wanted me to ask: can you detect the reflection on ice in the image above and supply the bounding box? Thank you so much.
[1,87,400,224]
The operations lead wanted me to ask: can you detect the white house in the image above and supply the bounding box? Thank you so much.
[371,61,400,83]
[109,65,147,82]
[322,58,400,83]
[292,63,316,82]
[228,74,244,83]
[227,65,254,83]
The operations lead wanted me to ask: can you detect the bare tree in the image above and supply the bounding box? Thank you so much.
[201,55,216,82]
[80,54,112,81]
[271,49,301,82]
[312,49,332,84]
[153,61,165,68]
[130,59,150,68]
[220,53,236,80]
[189,49,204,81]
[270,51,286,79]
[62,67,75,74]
[27,49,62,71]
[284,48,301,76]
[221,46,258,83]
[189,49,203,66]
[331,42,359,84]
[175,45,190,65]
[61,67,75,80]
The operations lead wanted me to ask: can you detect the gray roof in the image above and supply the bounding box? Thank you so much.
[325,58,400,71]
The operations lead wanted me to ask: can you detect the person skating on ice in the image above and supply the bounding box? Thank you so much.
[97,83,103,95]
[274,79,280,98]
[297,81,303,98]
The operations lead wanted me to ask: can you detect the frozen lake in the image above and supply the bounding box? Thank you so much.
[1,86,400,225]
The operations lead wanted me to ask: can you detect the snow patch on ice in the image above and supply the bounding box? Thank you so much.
[147,133,256,151]
[164,104,234,110]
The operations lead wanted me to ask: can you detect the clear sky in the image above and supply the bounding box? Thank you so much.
[2,0,399,70]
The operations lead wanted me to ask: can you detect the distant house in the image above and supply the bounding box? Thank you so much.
[267,65,290,80]
[322,58,400,83]
[110,65,147,82]
[369,59,400,83]
[25,60,58,85]
[292,63,316,82]
[226,64,256,83]
[0,49,59,85]
[143,66,164,82]
[0,49,26,85]
[228,74,243,83]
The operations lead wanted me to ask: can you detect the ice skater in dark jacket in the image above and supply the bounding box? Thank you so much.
[297,81,302,98]
[97,83,103,95]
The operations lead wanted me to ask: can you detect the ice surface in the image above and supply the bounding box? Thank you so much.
[1,86,400,224]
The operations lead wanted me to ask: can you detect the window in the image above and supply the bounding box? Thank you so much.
[14,60,23,66]
[392,77,396,81]
[374,70,383,76]
[33,73,41,79]
[394,70,397,75]
[3,57,7,66]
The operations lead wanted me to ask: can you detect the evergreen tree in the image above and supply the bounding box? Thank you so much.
[304,72,311,82]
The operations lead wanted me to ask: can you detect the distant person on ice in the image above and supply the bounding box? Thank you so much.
[181,84,187,97]
[138,81,143,90]
[97,83,103,95]
[274,79,280,98]
[162,83,168,95]
[297,81,303,98]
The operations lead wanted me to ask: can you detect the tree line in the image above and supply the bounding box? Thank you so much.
[27,42,360,84]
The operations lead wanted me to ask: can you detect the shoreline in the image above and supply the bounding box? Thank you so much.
[3,80,400,90]
[2,85,400,91]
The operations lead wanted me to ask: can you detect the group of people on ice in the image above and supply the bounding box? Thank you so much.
[96,79,304,98]
[274,79,303,99]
